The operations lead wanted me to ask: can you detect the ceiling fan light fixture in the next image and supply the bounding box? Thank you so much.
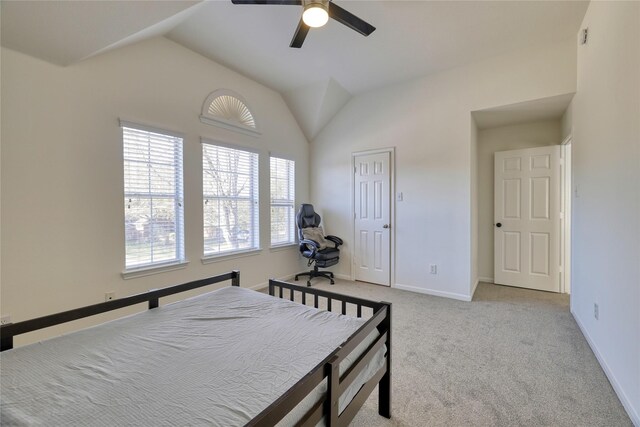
[302,1,329,28]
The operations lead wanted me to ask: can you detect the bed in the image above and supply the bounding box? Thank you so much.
[0,271,392,426]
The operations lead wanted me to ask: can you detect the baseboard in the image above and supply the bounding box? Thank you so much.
[572,310,640,426]
[248,282,269,291]
[394,283,472,302]
[478,276,494,283]
[249,274,296,291]
[260,270,351,287]
[471,278,479,299]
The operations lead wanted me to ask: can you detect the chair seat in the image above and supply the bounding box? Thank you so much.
[302,247,339,261]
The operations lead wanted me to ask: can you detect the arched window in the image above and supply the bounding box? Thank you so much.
[200,90,260,137]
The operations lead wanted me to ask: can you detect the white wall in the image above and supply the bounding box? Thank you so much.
[571,1,640,424]
[476,120,562,281]
[0,37,309,345]
[310,39,577,301]
[561,102,573,140]
[283,78,352,141]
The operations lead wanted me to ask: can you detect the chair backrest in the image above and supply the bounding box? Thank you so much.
[296,204,321,240]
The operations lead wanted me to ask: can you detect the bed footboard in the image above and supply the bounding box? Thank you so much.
[251,279,392,427]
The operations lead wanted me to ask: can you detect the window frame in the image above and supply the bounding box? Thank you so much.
[120,120,186,277]
[270,155,296,248]
[201,138,260,260]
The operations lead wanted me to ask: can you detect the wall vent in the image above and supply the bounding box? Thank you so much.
[580,28,589,45]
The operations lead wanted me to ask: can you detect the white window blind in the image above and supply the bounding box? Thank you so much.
[270,156,295,246]
[122,124,184,270]
[202,143,259,256]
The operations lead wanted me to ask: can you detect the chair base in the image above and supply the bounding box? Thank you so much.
[295,265,335,286]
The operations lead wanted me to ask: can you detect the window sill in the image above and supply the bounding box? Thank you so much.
[269,243,298,252]
[201,248,262,264]
[122,260,189,280]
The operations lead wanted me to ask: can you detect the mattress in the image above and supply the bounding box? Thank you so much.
[1,286,384,426]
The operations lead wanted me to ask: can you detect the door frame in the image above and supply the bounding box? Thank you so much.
[560,135,572,294]
[351,147,396,286]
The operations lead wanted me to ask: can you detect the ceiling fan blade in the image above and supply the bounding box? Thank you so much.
[328,2,375,36]
[290,18,310,48]
[231,0,301,4]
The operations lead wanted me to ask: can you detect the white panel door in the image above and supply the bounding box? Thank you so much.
[354,152,391,286]
[494,145,560,292]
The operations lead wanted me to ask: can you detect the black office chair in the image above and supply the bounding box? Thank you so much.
[295,204,343,286]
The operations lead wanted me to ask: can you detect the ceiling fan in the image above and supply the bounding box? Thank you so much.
[230,0,376,48]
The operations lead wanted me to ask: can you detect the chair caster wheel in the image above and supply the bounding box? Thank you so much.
[307,281,311,287]
[330,280,335,285]
[294,276,299,281]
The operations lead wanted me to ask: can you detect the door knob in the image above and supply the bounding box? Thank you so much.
[496,223,502,228]
[383,224,390,229]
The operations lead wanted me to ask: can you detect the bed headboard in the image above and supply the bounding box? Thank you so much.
[0,270,241,351]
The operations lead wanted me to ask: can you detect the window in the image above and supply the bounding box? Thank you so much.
[270,156,295,246]
[207,94,256,128]
[122,122,184,270]
[202,142,259,256]
[200,89,260,137]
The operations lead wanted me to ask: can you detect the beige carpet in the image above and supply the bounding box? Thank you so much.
[283,278,632,426]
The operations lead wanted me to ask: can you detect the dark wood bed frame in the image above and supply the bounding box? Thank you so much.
[0,271,392,427]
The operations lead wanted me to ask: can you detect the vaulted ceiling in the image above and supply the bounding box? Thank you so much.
[1,0,589,140]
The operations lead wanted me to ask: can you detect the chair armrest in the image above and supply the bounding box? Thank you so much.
[325,235,343,247]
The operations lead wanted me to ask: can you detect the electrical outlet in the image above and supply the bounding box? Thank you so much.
[105,292,116,302]
[594,303,599,320]
[1,315,11,325]
[430,264,437,274]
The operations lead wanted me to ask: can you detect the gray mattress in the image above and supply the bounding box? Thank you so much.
[0,286,384,426]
